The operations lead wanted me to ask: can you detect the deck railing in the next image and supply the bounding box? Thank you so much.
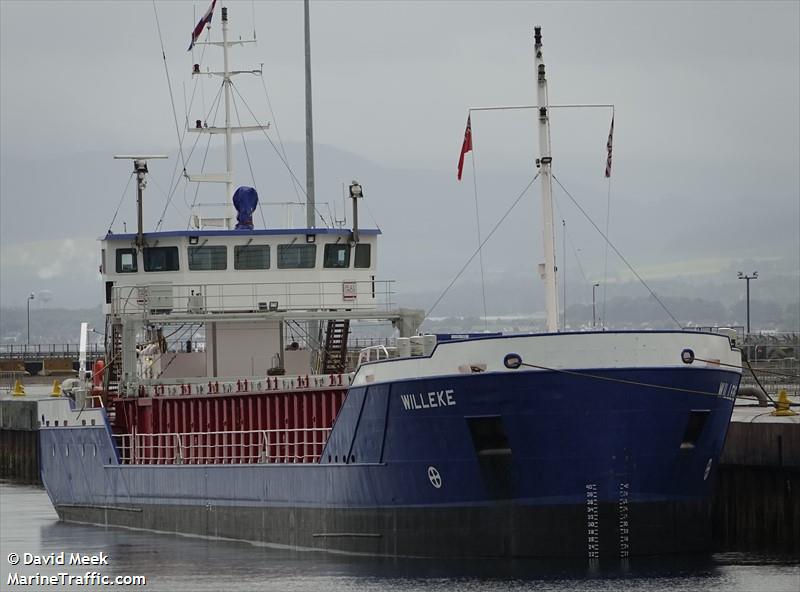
[112,279,395,316]
[114,427,332,465]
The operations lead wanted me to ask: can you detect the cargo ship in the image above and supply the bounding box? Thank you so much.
[38,5,741,557]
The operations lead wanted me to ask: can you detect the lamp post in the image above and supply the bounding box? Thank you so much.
[737,271,758,335]
[592,283,600,328]
[26,293,35,346]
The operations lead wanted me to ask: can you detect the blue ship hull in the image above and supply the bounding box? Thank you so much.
[40,365,738,557]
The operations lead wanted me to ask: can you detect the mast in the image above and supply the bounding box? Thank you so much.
[221,7,235,227]
[534,26,559,333]
[186,7,267,229]
[304,0,316,228]
[112,155,168,247]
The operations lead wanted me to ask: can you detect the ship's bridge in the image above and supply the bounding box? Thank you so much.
[100,227,389,318]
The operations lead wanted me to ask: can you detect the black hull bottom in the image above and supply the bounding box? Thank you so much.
[56,500,712,558]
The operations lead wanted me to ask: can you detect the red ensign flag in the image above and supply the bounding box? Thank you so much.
[604,115,614,178]
[457,115,472,181]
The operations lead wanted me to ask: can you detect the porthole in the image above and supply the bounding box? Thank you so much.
[91,419,96,426]
[82,419,86,426]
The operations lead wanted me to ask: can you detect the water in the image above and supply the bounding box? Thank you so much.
[1,482,797,592]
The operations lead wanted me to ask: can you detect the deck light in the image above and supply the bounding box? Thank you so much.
[193,63,200,74]
[189,236,199,245]
[268,301,279,311]
[503,353,523,369]
[305,234,315,243]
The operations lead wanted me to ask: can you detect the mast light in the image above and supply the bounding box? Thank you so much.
[349,181,363,199]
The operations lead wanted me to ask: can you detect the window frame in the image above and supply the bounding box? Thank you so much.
[188,245,228,271]
[234,244,271,270]
[143,246,180,272]
[354,243,371,269]
[323,243,351,269]
[115,248,138,274]
[277,243,317,269]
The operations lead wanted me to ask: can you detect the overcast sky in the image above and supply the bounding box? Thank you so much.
[1,0,798,318]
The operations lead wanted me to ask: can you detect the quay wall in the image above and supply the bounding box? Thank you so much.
[712,420,798,552]
[0,399,41,484]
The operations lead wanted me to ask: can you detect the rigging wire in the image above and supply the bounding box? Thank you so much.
[182,82,225,229]
[231,89,268,229]
[551,192,590,313]
[468,118,489,331]
[230,82,330,226]
[149,173,190,222]
[152,1,188,174]
[425,174,540,320]
[155,48,216,231]
[552,174,682,329]
[186,131,218,230]
[361,199,382,232]
[259,69,302,203]
[106,173,135,234]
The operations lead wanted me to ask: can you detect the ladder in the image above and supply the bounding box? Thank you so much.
[104,320,123,395]
[321,320,350,374]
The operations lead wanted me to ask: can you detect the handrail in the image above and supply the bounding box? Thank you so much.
[112,279,396,316]
[0,343,105,359]
[114,427,332,465]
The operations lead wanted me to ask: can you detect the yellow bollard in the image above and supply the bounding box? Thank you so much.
[12,379,25,396]
[772,390,797,417]
[51,380,62,397]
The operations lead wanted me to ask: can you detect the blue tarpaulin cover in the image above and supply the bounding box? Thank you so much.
[232,186,259,230]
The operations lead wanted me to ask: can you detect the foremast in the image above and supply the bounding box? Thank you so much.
[534,26,559,333]
[188,6,269,229]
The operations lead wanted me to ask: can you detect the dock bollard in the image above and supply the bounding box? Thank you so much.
[51,380,62,397]
[772,390,797,417]
[12,380,25,397]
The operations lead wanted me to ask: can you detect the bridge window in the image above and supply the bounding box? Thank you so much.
[323,244,350,268]
[115,248,138,273]
[354,244,371,268]
[144,246,180,272]
[277,244,316,269]
[188,245,227,270]
[235,244,270,270]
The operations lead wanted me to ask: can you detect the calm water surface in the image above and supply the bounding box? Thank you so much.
[1,482,797,592]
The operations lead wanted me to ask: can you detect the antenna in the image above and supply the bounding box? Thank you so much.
[113,155,168,248]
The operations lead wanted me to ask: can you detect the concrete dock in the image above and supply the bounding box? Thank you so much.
[713,401,799,552]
